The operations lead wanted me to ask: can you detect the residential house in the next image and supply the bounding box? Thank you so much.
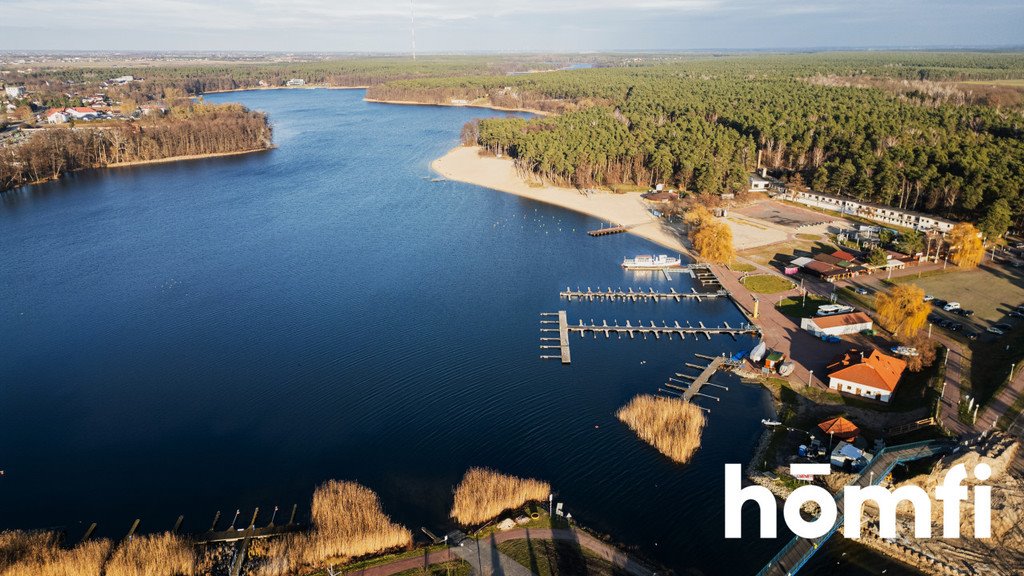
[826,348,907,403]
[4,85,25,98]
[44,108,68,124]
[286,78,306,86]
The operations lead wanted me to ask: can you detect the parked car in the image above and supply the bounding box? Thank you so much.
[923,295,935,302]
[943,302,961,311]
[1010,311,1024,319]
[966,332,979,341]
[995,323,1013,331]
[855,287,870,295]
[959,309,974,317]
[987,326,1005,335]
[933,299,948,308]
[950,323,963,332]
[928,313,942,323]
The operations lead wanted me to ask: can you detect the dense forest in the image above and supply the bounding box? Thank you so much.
[2,55,634,107]
[368,52,1024,236]
[0,103,271,192]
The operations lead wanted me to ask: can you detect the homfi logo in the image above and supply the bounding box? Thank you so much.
[723,463,992,539]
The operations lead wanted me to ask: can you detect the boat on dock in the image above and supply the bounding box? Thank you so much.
[621,254,682,269]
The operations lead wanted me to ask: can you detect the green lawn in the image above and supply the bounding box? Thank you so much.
[728,261,757,272]
[741,274,796,294]
[392,560,473,576]
[777,294,831,318]
[497,538,628,576]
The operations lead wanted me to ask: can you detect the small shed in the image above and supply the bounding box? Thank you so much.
[765,351,785,371]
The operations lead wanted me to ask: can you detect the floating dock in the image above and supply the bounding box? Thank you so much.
[539,311,572,364]
[587,225,630,237]
[566,319,760,341]
[560,287,729,302]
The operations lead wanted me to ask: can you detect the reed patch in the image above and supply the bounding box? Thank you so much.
[616,395,706,464]
[450,468,550,526]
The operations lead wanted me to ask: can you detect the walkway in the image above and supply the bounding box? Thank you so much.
[451,534,537,576]
[756,440,954,576]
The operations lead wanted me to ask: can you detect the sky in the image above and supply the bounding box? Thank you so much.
[2,0,1022,53]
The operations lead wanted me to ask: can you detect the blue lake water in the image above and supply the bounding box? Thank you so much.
[0,89,915,575]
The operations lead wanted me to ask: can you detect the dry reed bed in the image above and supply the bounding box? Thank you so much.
[103,533,195,576]
[450,468,550,526]
[254,480,412,576]
[616,395,706,464]
[1,531,110,576]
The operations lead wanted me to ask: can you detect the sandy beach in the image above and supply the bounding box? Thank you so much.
[431,146,687,253]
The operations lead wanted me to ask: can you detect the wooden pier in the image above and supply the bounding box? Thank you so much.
[587,225,630,237]
[539,311,572,364]
[566,319,759,341]
[560,286,729,302]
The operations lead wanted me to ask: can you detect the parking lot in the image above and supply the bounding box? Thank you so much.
[732,200,835,228]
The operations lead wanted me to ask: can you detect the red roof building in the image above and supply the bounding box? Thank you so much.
[827,349,907,403]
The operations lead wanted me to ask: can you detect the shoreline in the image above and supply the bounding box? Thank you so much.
[5,147,271,193]
[201,85,368,95]
[365,97,553,117]
[430,145,687,254]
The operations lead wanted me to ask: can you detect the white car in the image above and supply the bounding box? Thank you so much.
[987,326,1005,335]
[943,302,961,311]
[923,295,935,302]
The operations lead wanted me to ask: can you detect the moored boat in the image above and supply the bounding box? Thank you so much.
[621,254,682,269]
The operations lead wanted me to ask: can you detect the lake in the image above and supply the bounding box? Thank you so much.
[0,89,915,575]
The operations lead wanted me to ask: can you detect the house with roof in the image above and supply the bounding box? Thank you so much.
[801,312,873,338]
[65,107,100,120]
[826,348,907,403]
[44,108,68,123]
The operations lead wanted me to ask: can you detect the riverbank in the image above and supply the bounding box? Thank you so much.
[431,146,686,253]
[366,97,554,116]
[201,85,368,95]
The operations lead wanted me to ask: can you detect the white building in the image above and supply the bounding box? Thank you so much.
[286,78,306,86]
[749,174,771,192]
[5,85,25,98]
[800,312,873,337]
[789,190,955,233]
[826,349,907,403]
[45,109,68,124]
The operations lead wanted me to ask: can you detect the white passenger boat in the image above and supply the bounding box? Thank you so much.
[621,254,682,269]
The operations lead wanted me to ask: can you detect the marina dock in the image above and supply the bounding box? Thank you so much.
[566,319,759,341]
[539,311,572,364]
[560,287,729,302]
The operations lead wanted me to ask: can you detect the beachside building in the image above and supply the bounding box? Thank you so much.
[4,85,25,98]
[826,348,907,403]
[788,190,955,233]
[800,312,873,338]
[286,78,306,86]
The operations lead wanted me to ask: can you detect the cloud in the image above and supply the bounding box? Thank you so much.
[0,0,1020,51]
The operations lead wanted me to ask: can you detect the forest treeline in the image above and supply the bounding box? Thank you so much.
[4,55,633,108]
[0,103,272,192]
[369,52,1024,233]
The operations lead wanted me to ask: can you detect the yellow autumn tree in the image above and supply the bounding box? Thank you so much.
[685,206,734,264]
[947,222,984,269]
[875,284,930,338]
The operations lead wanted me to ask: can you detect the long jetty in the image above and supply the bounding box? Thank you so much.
[566,319,759,341]
[560,287,729,302]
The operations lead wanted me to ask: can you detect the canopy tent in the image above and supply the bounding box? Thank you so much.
[818,416,860,441]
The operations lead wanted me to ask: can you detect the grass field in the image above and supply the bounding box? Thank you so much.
[777,294,832,318]
[741,274,796,294]
[960,79,1024,87]
[728,261,756,272]
[497,539,628,576]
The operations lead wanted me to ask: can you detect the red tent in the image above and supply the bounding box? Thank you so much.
[818,416,860,441]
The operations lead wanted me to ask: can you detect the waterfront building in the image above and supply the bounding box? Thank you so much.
[826,348,906,403]
[800,312,873,338]
[787,190,955,233]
